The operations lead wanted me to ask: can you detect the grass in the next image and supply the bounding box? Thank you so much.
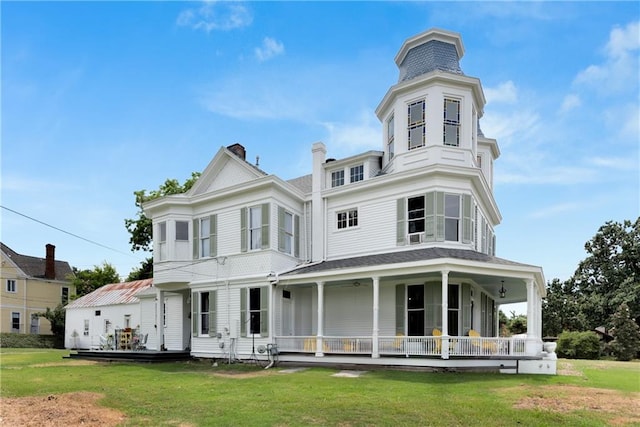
[1,349,639,426]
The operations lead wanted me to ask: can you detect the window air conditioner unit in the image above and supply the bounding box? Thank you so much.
[408,233,423,245]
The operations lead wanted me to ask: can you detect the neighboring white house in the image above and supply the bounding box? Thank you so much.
[64,279,153,350]
[142,28,555,374]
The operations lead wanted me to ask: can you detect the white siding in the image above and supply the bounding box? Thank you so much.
[205,159,260,193]
[324,286,373,336]
[139,297,157,350]
[65,303,140,350]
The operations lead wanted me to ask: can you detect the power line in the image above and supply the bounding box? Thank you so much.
[1,205,139,259]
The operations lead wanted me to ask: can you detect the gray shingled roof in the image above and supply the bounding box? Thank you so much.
[281,247,535,276]
[398,40,463,82]
[1,243,74,281]
[287,174,312,195]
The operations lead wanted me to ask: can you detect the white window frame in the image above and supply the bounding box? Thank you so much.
[408,100,425,150]
[199,217,211,258]
[331,170,345,188]
[200,292,210,336]
[336,209,358,230]
[350,165,364,183]
[6,279,16,293]
[83,319,89,336]
[30,314,39,334]
[444,194,461,242]
[282,211,293,255]
[249,206,262,250]
[11,312,20,332]
[158,222,167,261]
[248,288,262,335]
[407,196,425,234]
[443,98,461,147]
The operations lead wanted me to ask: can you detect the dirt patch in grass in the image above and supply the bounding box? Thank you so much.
[505,385,640,426]
[31,360,100,368]
[0,392,126,426]
[209,369,275,379]
[557,361,584,376]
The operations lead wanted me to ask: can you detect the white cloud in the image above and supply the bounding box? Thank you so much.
[573,21,639,93]
[177,1,253,33]
[255,37,285,62]
[528,202,582,219]
[484,80,518,105]
[480,109,540,147]
[588,156,638,171]
[321,110,381,158]
[559,94,581,114]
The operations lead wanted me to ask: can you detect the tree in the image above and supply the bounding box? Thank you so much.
[607,302,640,361]
[71,262,120,297]
[506,312,527,335]
[38,303,66,348]
[542,278,586,337]
[126,257,153,281]
[572,218,640,330]
[124,172,201,254]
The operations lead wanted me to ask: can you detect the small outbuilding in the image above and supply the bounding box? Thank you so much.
[64,279,153,350]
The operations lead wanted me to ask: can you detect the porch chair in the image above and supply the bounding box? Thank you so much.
[432,328,442,352]
[136,333,148,351]
[468,329,481,354]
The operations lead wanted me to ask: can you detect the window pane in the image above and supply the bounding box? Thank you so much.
[409,102,424,124]
[176,221,189,241]
[408,311,425,336]
[200,218,210,237]
[444,99,459,122]
[387,115,394,139]
[444,124,459,146]
[409,126,424,149]
[159,222,167,242]
[448,284,459,309]
[445,195,460,217]
[445,218,459,241]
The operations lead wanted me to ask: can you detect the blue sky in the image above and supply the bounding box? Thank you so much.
[2,1,639,302]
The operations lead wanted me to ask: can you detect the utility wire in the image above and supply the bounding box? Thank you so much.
[1,205,139,258]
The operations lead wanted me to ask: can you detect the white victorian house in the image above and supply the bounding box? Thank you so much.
[144,28,555,374]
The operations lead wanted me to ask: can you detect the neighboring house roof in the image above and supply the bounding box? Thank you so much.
[65,279,153,309]
[281,247,537,276]
[0,242,73,281]
[287,174,312,195]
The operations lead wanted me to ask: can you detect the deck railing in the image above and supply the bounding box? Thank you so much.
[275,335,529,358]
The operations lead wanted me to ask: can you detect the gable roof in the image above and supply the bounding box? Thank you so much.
[189,145,268,196]
[0,242,74,281]
[65,279,153,309]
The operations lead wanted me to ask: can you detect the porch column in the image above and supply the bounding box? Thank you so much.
[156,289,165,351]
[441,270,450,359]
[525,279,539,356]
[372,276,380,359]
[315,281,324,357]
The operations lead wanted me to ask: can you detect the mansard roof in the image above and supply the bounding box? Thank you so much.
[281,247,537,276]
[395,28,465,82]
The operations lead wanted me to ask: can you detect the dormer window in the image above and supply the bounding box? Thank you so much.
[331,170,345,187]
[443,98,460,147]
[350,165,364,183]
[408,100,425,150]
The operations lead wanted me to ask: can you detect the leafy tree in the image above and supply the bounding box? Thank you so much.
[506,312,527,335]
[607,302,640,361]
[542,278,586,337]
[572,218,640,330]
[126,257,153,281]
[70,262,120,297]
[124,172,201,253]
[38,303,66,348]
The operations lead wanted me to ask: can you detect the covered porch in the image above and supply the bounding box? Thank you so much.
[272,248,547,368]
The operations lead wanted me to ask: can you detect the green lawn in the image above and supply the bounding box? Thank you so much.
[1,349,638,426]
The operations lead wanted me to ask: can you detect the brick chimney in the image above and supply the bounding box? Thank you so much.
[227,143,246,160]
[45,244,56,280]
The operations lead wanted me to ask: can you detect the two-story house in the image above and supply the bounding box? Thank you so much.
[143,29,554,374]
[1,243,75,335]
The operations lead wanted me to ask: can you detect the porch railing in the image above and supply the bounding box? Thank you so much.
[275,335,529,358]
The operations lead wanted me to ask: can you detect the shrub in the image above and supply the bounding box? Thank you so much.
[557,331,601,359]
[0,333,57,348]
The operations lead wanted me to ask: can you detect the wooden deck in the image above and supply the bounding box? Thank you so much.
[67,350,191,363]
